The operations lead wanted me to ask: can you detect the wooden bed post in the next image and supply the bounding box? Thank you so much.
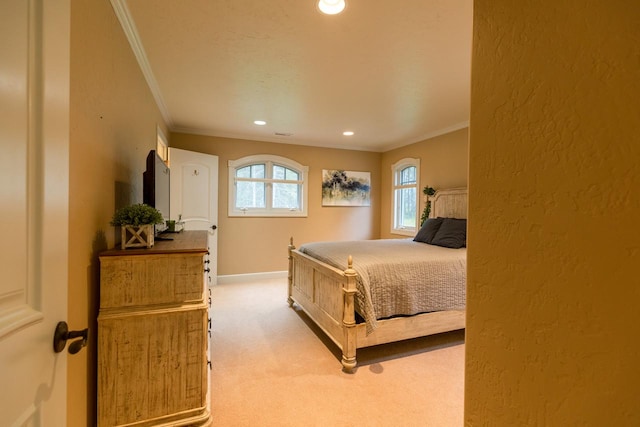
[341,255,358,372]
[287,237,295,307]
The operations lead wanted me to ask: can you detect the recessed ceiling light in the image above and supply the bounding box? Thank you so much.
[318,0,346,15]
[254,120,267,126]
[343,131,354,136]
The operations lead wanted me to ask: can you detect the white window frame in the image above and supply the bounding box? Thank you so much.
[391,157,420,236]
[228,154,309,217]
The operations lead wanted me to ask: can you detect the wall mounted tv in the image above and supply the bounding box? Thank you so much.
[143,150,170,234]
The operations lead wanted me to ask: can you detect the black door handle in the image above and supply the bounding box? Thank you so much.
[53,321,88,354]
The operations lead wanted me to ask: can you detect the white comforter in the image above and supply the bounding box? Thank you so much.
[299,239,466,333]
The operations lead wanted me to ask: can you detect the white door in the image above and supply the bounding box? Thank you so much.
[169,148,219,285]
[0,0,70,425]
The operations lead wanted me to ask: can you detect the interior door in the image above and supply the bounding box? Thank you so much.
[0,0,70,425]
[169,148,219,285]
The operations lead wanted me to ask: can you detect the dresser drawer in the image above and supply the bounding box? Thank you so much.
[98,306,208,426]
[100,253,204,308]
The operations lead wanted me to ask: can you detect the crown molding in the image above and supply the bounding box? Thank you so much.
[110,0,173,127]
[171,125,385,152]
[381,121,470,152]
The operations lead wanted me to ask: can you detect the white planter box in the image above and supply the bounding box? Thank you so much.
[120,224,154,249]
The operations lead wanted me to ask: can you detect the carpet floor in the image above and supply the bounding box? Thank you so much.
[209,277,465,427]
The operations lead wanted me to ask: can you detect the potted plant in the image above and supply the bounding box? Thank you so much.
[110,203,164,249]
[419,186,437,226]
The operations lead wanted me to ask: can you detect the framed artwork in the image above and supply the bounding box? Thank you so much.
[322,169,371,206]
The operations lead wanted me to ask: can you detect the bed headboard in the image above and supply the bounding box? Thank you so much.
[428,187,468,219]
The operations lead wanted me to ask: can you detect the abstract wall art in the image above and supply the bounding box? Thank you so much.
[321,169,371,206]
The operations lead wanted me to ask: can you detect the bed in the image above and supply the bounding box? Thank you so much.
[287,187,467,372]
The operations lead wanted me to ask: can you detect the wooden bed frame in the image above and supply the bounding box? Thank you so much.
[287,187,468,372]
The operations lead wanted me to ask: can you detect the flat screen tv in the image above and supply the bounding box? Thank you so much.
[143,150,170,235]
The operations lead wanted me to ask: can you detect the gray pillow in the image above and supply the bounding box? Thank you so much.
[413,217,445,244]
[430,218,467,248]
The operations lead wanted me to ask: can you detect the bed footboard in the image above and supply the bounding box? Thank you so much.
[288,238,358,372]
[287,238,465,372]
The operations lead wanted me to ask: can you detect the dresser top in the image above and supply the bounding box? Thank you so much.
[100,230,209,257]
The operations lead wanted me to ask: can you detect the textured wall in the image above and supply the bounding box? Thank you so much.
[68,0,168,424]
[466,1,640,425]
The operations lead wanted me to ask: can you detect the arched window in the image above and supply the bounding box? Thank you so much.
[391,158,420,235]
[228,155,308,217]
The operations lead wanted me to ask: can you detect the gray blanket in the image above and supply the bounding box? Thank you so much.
[299,239,466,334]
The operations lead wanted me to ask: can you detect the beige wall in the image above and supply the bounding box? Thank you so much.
[68,0,168,424]
[380,128,468,239]
[170,133,382,275]
[466,1,640,425]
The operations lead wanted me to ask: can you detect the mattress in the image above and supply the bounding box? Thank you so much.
[299,239,466,333]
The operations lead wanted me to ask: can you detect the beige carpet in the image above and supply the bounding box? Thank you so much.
[209,277,465,427]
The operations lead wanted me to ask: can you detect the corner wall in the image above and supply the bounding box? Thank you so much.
[68,0,168,424]
[380,128,468,239]
[170,133,382,275]
[466,1,640,424]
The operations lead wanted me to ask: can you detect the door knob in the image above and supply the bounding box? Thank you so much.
[53,321,89,354]
[211,225,217,230]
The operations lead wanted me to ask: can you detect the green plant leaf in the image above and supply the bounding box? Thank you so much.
[110,203,164,226]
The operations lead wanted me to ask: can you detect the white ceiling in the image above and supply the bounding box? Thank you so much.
[118,0,472,152]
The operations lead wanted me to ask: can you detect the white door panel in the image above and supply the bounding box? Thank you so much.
[0,0,70,425]
[180,165,211,221]
[169,148,219,285]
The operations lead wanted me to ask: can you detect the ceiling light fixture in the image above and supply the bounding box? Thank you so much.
[343,131,354,136]
[317,0,346,15]
[254,120,267,125]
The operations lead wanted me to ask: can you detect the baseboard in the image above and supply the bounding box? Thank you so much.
[216,270,288,285]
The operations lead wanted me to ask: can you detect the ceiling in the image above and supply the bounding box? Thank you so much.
[118,0,472,152]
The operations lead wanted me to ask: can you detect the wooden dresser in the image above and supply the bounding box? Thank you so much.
[98,230,212,427]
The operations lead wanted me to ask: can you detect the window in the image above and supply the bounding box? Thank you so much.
[391,158,420,235]
[228,155,308,217]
